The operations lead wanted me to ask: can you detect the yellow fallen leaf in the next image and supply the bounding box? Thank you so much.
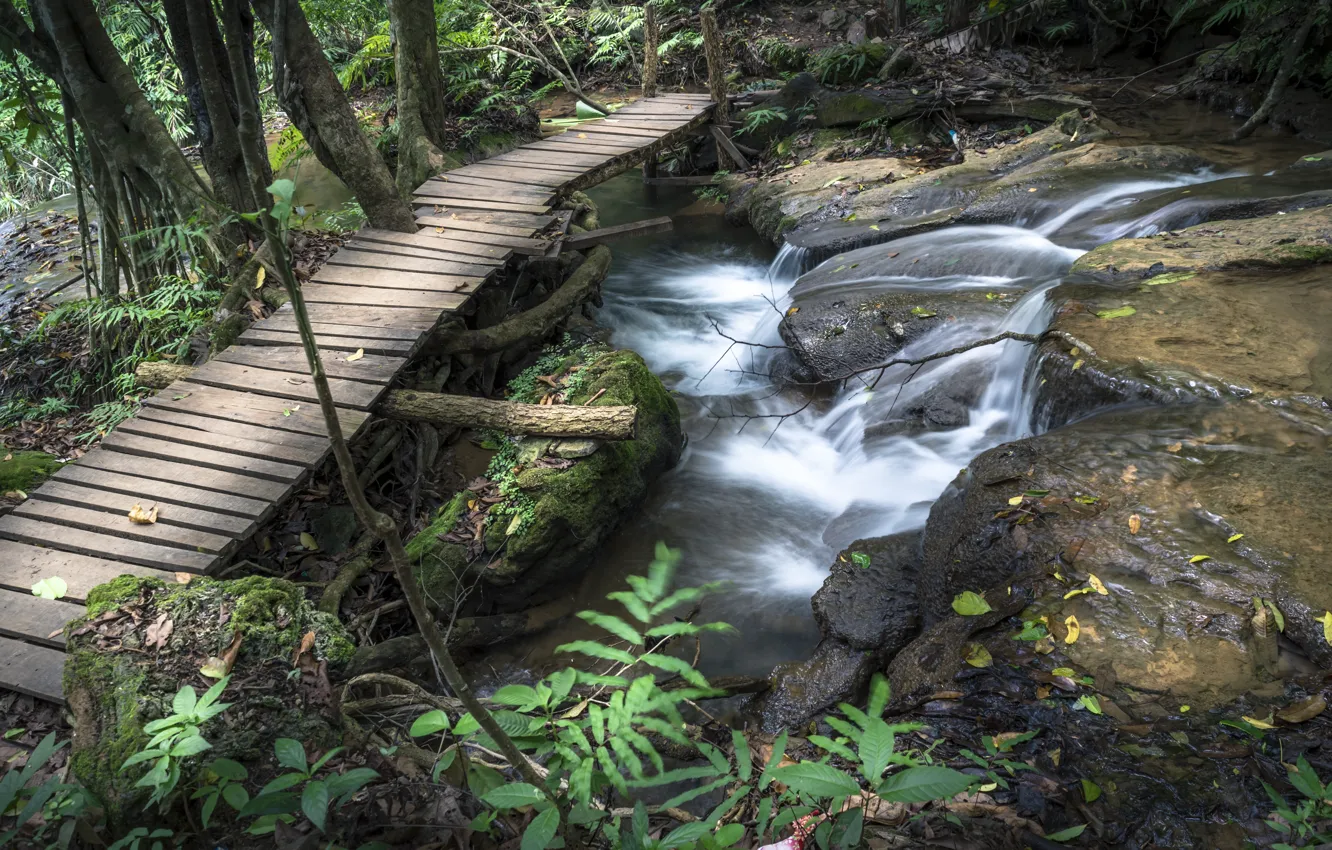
[1241,714,1275,730]
[1227,533,1244,543]
[1064,587,1093,599]
[965,643,992,667]
[1064,615,1080,644]
[785,306,800,316]
[128,503,159,524]
[300,532,319,551]
[1128,513,1142,535]
[1166,442,1182,452]
[1072,359,1084,370]
[1188,554,1211,564]
[1028,187,1038,192]
[1316,611,1332,645]
[1180,705,1190,713]
[200,657,229,679]
[346,348,365,362]
[577,132,587,138]
[255,265,265,289]
[1088,574,1108,595]
[1008,495,1024,505]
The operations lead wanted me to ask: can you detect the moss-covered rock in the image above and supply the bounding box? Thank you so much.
[0,450,61,491]
[64,575,352,827]
[407,346,683,612]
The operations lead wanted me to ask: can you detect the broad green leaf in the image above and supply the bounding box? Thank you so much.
[1095,305,1136,320]
[547,668,577,703]
[759,730,788,789]
[482,782,546,809]
[1081,778,1101,803]
[1288,755,1325,801]
[858,718,896,782]
[877,766,973,802]
[868,673,891,718]
[639,652,709,688]
[210,758,248,781]
[770,761,862,798]
[327,767,378,803]
[172,686,197,717]
[170,735,212,758]
[1077,694,1102,715]
[661,822,710,848]
[274,738,307,773]
[554,640,637,665]
[1045,824,1087,842]
[31,577,67,600]
[713,822,746,847]
[575,101,606,120]
[521,805,560,850]
[222,783,250,811]
[606,591,652,623]
[576,611,643,645]
[732,729,752,782]
[301,779,330,831]
[809,734,858,762]
[951,591,992,616]
[491,684,543,709]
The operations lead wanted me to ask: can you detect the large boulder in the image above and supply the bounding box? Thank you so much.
[64,575,353,827]
[811,532,921,652]
[914,402,1332,706]
[407,346,683,612]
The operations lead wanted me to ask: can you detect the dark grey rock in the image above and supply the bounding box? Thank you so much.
[812,532,922,652]
[820,8,849,29]
[753,638,884,733]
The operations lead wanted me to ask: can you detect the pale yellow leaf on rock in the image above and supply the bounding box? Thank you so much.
[300,532,319,551]
[1064,615,1080,644]
[200,657,229,679]
[1121,465,1138,484]
[255,266,265,289]
[1088,574,1108,595]
[964,643,993,668]
[1128,514,1142,535]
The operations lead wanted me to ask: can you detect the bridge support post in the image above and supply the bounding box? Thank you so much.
[642,4,659,99]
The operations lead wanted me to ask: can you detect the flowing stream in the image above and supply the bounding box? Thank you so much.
[495,153,1293,682]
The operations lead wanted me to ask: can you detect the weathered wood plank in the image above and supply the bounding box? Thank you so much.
[236,329,416,357]
[446,163,573,186]
[72,448,291,504]
[0,635,66,702]
[271,303,442,331]
[352,229,511,262]
[410,195,553,215]
[100,431,309,482]
[410,219,552,254]
[0,589,82,648]
[313,266,484,293]
[133,406,331,453]
[184,360,385,411]
[565,217,674,249]
[412,213,542,238]
[53,464,272,519]
[529,138,644,155]
[424,173,558,198]
[411,181,554,204]
[492,149,615,168]
[569,124,691,140]
[0,515,218,573]
[340,240,501,271]
[144,382,368,439]
[31,480,257,537]
[323,249,498,279]
[116,416,326,465]
[213,346,404,385]
[0,540,161,602]
[13,500,237,555]
[301,283,471,311]
[253,313,427,340]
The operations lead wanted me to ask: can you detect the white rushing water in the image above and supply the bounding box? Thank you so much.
[587,165,1246,674]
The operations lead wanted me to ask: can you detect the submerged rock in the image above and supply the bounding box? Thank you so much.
[914,402,1332,705]
[65,575,352,826]
[407,347,683,612]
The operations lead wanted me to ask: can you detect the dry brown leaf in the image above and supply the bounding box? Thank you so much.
[1128,513,1142,534]
[293,630,316,667]
[145,612,173,651]
[128,503,159,524]
[220,628,243,674]
[1166,442,1182,452]
[174,572,193,584]
[1276,694,1327,724]
[1122,464,1138,484]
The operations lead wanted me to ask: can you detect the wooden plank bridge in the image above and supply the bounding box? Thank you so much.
[0,94,716,703]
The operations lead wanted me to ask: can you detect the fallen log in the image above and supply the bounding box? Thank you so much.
[379,390,637,440]
[134,362,637,440]
[564,217,673,250]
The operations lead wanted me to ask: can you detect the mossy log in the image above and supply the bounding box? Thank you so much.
[380,391,637,440]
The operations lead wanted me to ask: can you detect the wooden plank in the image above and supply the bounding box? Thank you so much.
[0,515,217,573]
[351,229,506,263]
[143,382,362,439]
[426,173,560,197]
[410,219,552,254]
[411,181,554,204]
[568,123,687,140]
[411,194,552,215]
[447,163,573,186]
[214,346,404,385]
[53,464,272,520]
[134,406,332,453]
[13,500,237,555]
[0,635,66,702]
[237,328,416,357]
[412,213,542,238]
[711,125,752,170]
[101,431,308,482]
[116,416,325,465]
[0,589,82,648]
[565,217,674,250]
[302,283,471,311]
[185,360,386,411]
[458,157,586,175]
[31,480,257,537]
[529,138,643,155]
[74,448,291,504]
[273,303,442,331]
[492,149,615,168]
[642,174,718,186]
[0,540,160,603]
[322,250,495,279]
[341,240,500,270]
[256,310,430,337]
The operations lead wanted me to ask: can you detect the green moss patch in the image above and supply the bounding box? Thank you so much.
[0,450,61,492]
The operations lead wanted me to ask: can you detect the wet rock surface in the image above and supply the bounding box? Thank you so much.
[915,402,1332,705]
[751,637,886,733]
[811,532,922,652]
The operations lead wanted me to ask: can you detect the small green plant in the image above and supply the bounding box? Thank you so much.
[1264,754,1332,848]
[0,732,90,846]
[229,739,378,835]
[120,676,231,809]
[810,42,884,85]
[740,105,789,136]
[107,828,177,850]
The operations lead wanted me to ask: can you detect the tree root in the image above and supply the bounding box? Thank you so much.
[317,534,376,615]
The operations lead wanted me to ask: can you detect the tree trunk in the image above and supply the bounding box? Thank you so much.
[944,0,975,32]
[218,0,274,210]
[699,9,729,127]
[249,0,416,232]
[386,0,452,196]
[642,3,659,98]
[380,391,637,440]
[887,0,907,30]
[1232,0,1326,141]
[161,0,254,216]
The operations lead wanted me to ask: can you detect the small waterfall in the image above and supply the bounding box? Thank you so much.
[769,242,810,285]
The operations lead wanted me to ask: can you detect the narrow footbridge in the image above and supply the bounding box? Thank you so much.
[0,93,716,702]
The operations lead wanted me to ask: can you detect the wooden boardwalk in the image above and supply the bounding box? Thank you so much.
[0,94,715,703]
